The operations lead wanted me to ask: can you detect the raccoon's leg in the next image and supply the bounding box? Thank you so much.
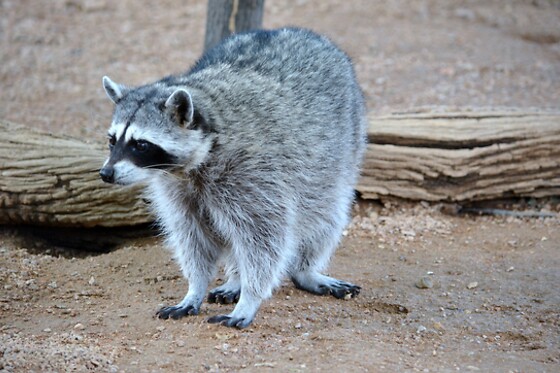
[291,198,361,299]
[156,225,221,320]
[208,229,295,328]
[291,241,361,299]
[291,229,361,299]
[208,257,241,304]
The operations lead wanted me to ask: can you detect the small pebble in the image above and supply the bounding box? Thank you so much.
[416,325,427,333]
[402,230,416,237]
[454,7,476,21]
[415,276,433,289]
[90,359,100,367]
[74,323,85,330]
[506,266,514,272]
[467,281,478,289]
[433,321,445,331]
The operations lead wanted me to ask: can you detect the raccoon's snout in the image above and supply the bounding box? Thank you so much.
[99,166,114,183]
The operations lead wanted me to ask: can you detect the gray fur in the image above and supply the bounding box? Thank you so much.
[100,28,366,328]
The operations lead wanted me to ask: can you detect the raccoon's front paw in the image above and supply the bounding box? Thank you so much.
[207,288,240,304]
[156,304,199,320]
[207,314,252,329]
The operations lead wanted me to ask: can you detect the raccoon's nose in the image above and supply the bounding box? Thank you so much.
[99,166,114,183]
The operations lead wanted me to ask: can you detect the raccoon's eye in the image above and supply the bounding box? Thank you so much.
[132,140,150,153]
[108,135,116,149]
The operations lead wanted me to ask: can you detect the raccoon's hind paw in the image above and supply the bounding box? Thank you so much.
[292,272,361,299]
[320,281,361,299]
[207,288,241,304]
[207,314,251,329]
[156,304,199,320]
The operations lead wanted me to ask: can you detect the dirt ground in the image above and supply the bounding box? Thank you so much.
[1,0,560,372]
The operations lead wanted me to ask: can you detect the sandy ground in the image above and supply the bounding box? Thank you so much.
[1,0,560,371]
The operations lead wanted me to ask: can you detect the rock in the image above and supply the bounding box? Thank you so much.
[433,321,445,331]
[454,8,476,21]
[402,229,416,238]
[415,276,433,289]
[467,281,478,289]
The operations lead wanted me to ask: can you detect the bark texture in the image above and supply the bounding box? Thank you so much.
[358,111,560,201]
[0,121,151,227]
[1,111,559,227]
[204,0,265,51]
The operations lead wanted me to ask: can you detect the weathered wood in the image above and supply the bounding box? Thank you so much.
[1,111,559,228]
[204,0,265,51]
[358,111,560,201]
[0,121,151,227]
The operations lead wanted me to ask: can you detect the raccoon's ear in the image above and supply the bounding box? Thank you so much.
[165,88,194,127]
[102,76,126,104]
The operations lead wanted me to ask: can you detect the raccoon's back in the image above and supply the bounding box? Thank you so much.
[189,28,349,80]
[189,29,364,148]
[185,28,365,188]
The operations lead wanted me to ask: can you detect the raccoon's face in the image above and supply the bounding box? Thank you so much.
[99,76,212,185]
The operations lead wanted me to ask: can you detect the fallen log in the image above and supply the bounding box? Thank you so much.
[0,121,151,227]
[1,110,559,227]
[358,111,560,201]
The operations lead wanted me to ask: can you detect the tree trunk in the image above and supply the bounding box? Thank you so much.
[0,121,151,227]
[204,0,265,52]
[358,111,560,202]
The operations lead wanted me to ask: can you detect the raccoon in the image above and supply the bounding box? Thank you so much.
[100,28,366,328]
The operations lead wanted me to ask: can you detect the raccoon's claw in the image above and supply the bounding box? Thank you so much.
[207,314,231,324]
[156,304,199,320]
[207,289,240,304]
[321,282,361,299]
[293,273,361,299]
[207,314,250,329]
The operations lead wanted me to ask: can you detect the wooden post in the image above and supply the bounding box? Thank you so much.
[204,0,265,52]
